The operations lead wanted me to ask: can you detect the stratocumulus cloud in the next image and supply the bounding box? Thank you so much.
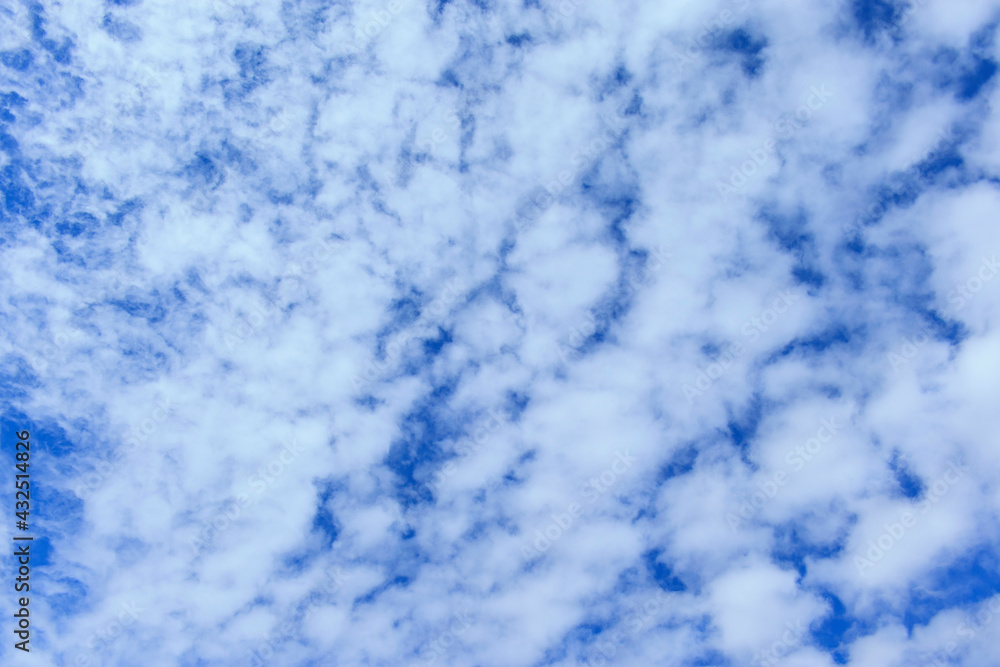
[1,1,1000,666]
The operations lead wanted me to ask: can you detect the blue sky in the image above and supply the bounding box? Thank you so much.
[2,0,1000,665]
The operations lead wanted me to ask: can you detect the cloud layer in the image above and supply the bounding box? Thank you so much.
[2,0,1000,665]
